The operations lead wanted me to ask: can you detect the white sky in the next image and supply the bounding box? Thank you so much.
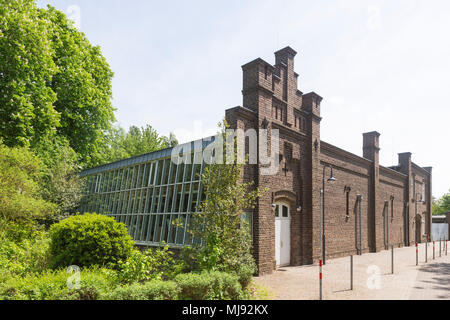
[36,0,449,198]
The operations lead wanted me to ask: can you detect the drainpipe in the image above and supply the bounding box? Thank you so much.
[385,201,389,250]
[357,194,363,255]
[405,202,409,245]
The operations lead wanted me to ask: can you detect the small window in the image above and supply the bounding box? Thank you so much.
[345,188,350,218]
[421,183,426,202]
[391,197,394,221]
[282,205,289,218]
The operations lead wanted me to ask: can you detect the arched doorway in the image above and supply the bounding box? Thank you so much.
[275,202,291,267]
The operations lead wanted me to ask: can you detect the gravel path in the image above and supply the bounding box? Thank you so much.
[255,242,450,300]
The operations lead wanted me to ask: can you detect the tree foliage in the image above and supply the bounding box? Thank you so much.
[41,6,114,166]
[432,191,450,215]
[99,125,178,164]
[0,144,56,222]
[0,0,59,147]
[33,135,84,219]
[0,0,115,167]
[183,122,263,275]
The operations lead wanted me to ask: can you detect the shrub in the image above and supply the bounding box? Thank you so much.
[34,135,84,219]
[104,280,180,300]
[49,213,134,268]
[0,220,51,277]
[0,267,114,300]
[175,271,243,300]
[0,144,57,222]
[115,244,184,284]
[235,264,254,290]
[0,235,51,277]
[0,219,42,244]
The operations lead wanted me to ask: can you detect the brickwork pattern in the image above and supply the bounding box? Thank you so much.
[226,47,432,275]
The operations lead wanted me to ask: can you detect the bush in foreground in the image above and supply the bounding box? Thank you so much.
[0,269,245,300]
[105,280,180,300]
[49,213,134,268]
[175,271,244,300]
[115,244,184,284]
[0,267,114,300]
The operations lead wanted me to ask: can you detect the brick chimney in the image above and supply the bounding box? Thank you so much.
[363,131,381,252]
[363,131,380,163]
[398,152,413,245]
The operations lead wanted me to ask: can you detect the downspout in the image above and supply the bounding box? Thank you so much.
[385,201,389,249]
[357,194,363,255]
[406,202,410,245]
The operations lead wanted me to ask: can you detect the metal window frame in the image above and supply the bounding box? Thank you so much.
[79,137,214,248]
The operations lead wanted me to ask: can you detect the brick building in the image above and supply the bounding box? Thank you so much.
[80,46,432,275]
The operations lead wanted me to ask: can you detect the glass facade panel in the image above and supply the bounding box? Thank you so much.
[79,138,215,248]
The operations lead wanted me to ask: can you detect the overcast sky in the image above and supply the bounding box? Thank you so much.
[36,0,449,198]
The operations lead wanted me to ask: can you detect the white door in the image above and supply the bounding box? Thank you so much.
[275,203,291,266]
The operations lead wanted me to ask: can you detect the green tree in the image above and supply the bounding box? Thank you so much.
[183,122,263,275]
[0,0,59,147]
[41,6,114,167]
[0,0,115,167]
[433,191,450,215]
[33,135,84,219]
[99,125,178,164]
[0,143,56,222]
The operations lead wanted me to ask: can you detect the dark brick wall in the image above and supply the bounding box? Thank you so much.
[225,47,432,275]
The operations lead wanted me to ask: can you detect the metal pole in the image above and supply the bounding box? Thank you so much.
[322,169,326,265]
[319,260,323,300]
[433,241,435,260]
[358,195,362,255]
[446,240,448,255]
[385,201,389,250]
[425,239,428,263]
[416,243,418,266]
[391,245,394,274]
[350,255,353,290]
[320,189,325,266]
[440,238,442,257]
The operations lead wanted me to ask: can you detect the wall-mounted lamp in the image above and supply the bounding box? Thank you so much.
[271,203,277,209]
[296,205,302,212]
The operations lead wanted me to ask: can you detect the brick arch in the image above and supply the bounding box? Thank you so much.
[273,190,297,205]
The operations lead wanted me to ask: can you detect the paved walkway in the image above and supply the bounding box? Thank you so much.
[255,242,450,300]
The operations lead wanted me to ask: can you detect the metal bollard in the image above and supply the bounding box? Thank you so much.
[425,240,428,263]
[319,259,323,300]
[416,243,418,266]
[446,240,448,255]
[433,241,435,260]
[350,255,353,290]
[440,239,442,257]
